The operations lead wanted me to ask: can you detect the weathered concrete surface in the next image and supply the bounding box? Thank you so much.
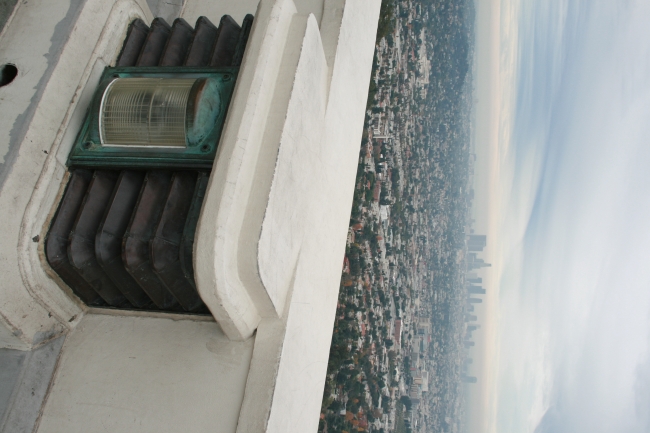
[0,350,23,423]
[0,319,28,350]
[0,0,85,189]
[36,315,254,433]
[0,337,64,433]
[0,0,153,348]
[146,0,183,23]
[0,0,85,349]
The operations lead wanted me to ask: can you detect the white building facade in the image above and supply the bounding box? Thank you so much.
[0,0,380,431]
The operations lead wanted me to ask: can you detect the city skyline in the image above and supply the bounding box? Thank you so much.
[462,232,489,390]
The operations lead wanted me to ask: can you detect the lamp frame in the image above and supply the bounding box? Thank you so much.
[67,66,237,169]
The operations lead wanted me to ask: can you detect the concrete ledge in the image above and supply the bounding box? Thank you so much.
[195,0,379,351]
[195,0,299,340]
[233,12,328,430]
[265,1,381,430]
[210,0,380,430]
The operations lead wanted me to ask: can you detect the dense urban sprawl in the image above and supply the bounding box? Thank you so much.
[319,0,476,432]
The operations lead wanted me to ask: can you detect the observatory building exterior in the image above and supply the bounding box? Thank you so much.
[0,0,380,431]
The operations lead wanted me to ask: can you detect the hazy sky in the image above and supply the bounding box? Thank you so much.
[470,0,650,432]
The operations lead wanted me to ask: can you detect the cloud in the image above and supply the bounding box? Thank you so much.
[533,406,562,433]
[635,355,650,432]
[491,0,650,432]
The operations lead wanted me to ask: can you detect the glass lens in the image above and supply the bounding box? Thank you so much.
[100,78,196,147]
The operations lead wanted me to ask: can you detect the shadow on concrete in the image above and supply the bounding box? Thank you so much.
[0,0,19,33]
[0,336,64,433]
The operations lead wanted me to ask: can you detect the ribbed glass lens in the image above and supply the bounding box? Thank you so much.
[100,78,196,147]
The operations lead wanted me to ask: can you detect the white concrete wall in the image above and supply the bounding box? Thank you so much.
[261,2,381,431]
[0,0,380,431]
[196,0,379,430]
[36,314,254,433]
[0,0,153,349]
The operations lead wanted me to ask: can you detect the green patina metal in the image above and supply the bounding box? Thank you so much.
[68,66,237,169]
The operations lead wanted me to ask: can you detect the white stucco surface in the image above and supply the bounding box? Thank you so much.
[36,314,254,433]
[264,1,381,431]
[256,13,328,322]
[193,0,370,342]
[200,0,378,430]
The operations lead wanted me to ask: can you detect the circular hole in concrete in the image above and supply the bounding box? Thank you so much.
[0,64,18,87]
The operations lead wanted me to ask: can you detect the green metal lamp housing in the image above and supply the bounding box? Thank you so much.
[68,66,237,169]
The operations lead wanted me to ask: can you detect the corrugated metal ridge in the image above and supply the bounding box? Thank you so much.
[117,14,254,68]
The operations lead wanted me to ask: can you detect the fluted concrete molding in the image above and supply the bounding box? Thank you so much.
[0,0,153,348]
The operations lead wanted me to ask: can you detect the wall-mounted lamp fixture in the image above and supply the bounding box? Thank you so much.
[46,15,253,314]
[68,68,236,169]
